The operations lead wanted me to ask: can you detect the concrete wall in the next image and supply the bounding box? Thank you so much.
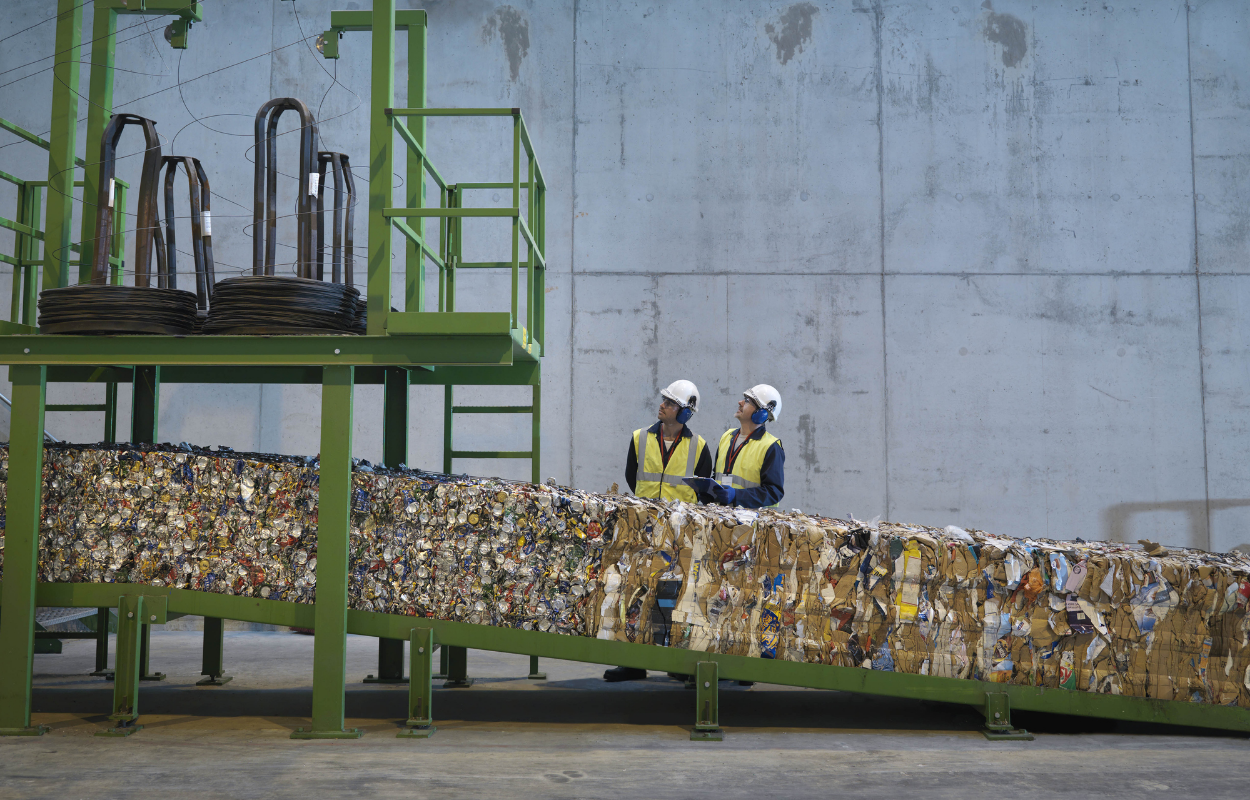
[1,0,1248,552]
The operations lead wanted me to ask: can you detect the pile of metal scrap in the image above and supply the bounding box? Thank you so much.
[1,442,1247,708]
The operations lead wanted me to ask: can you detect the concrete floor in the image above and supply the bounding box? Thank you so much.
[2,631,1249,799]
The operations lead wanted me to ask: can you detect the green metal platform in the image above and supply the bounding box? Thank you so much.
[1,1,1248,742]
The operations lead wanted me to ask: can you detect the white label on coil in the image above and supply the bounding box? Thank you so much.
[308,173,320,197]
[202,210,211,237]
[107,178,115,208]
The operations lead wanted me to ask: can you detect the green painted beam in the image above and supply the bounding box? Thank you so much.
[328,8,425,31]
[0,366,47,734]
[0,118,87,168]
[0,334,515,367]
[78,3,118,284]
[451,405,533,414]
[391,219,446,271]
[18,579,1249,733]
[304,365,359,738]
[408,362,540,386]
[42,0,83,293]
[393,120,445,190]
[387,108,518,117]
[385,208,518,218]
[366,0,397,336]
[385,311,511,336]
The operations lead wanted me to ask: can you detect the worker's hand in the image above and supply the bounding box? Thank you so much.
[708,482,736,506]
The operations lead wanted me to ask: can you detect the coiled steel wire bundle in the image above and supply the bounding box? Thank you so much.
[38,114,200,335]
[203,98,359,335]
[202,276,359,334]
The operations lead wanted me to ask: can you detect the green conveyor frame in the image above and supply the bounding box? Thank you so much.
[1,1,1248,741]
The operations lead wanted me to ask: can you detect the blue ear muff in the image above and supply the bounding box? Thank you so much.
[750,406,770,425]
[676,406,693,424]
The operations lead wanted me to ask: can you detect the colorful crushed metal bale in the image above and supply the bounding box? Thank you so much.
[1,442,1248,707]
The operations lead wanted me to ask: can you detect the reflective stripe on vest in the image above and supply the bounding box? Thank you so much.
[633,427,705,502]
[714,428,779,497]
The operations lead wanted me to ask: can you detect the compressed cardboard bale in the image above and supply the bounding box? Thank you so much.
[4,442,1250,708]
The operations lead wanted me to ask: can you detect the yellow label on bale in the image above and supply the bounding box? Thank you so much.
[896,543,922,620]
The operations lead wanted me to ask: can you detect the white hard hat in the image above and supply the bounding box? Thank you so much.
[660,379,700,414]
[743,384,782,422]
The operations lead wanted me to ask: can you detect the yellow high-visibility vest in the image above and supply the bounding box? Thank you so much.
[633,427,706,502]
[714,428,780,506]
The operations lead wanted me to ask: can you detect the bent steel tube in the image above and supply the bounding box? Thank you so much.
[160,155,216,310]
[252,98,319,278]
[315,151,355,285]
[92,114,165,287]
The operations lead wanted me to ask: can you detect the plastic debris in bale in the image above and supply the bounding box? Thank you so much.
[1,442,1247,708]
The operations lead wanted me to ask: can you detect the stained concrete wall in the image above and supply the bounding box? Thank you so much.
[1,1,1248,552]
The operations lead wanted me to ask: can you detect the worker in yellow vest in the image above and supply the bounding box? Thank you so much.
[605,380,712,684]
[698,384,785,508]
[623,379,713,503]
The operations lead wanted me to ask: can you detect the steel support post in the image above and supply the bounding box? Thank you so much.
[982,691,1033,741]
[691,661,724,741]
[98,594,165,736]
[132,365,160,443]
[527,655,546,680]
[292,365,361,738]
[366,0,396,335]
[531,381,541,484]
[90,607,114,677]
[137,622,166,681]
[434,641,449,680]
[404,14,427,313]
[442,384,453,473]
[78,3,118,282]
[0,365,48,735]
[443,646,472,688]
[398,627,435,738]
[44,0,83,293]
[197,617,232,686]
[103,381,118,443]
[367,366,410,683]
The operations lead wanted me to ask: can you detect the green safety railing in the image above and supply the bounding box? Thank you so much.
[384,107,546,351]
[0,117,129,332]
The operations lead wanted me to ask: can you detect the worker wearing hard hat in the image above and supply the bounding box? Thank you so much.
[605,380,712,684]
[623,379,713,502]
[694,384,785,508]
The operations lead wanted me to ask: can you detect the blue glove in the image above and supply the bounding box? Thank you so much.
[708,482,736,506]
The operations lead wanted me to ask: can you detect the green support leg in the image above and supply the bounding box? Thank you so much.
[443,645,473,688]
[982,691,1034,741]
[398,627,435,738]
[43,0,83,294]
[98,595,167,737]
[197,617,232,686]
[368,367,410,684]
[103,382,118,444]
[691,661,724,741]
[292,365,362,739]
[132,365,160,443]
[434,643,448,680]
[0,365,48,736]
[90,607,114,678]
[366,639,407,684]
[137,623,166,681]
[527,655,546,680]
[365,0,396,335]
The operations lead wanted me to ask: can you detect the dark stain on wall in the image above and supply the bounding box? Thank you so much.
[482,6,530,81]
[984,9,1028,68]
[765,2,818,66]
